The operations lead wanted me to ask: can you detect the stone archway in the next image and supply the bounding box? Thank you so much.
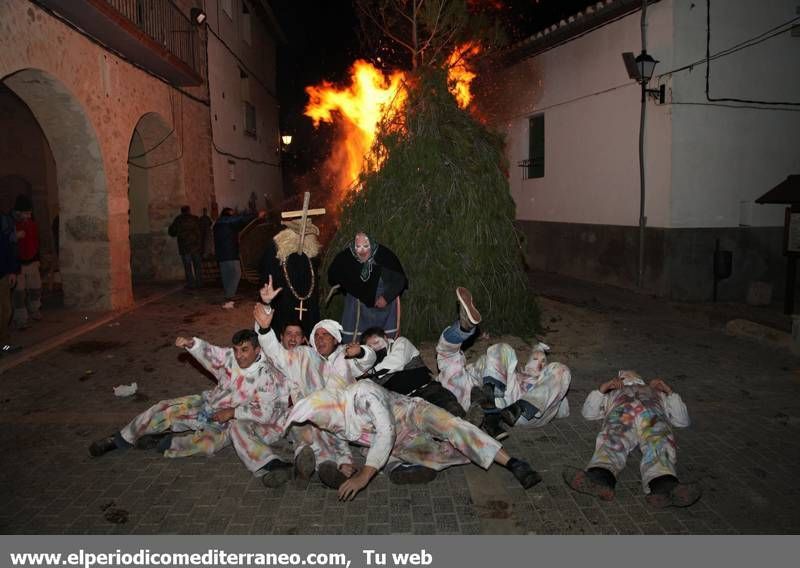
[1,68,115,310]
[127,112,184,283]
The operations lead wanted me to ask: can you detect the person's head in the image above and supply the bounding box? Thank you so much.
[14,195,32,220]
[280,319,305,350]
[310,319,343,357]
[231,329,261,368]
[221,207,234,217]
[180,205,191,215]
[353,232,372,263]
[360,326,388,352]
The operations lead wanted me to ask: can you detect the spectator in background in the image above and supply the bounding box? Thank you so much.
[214,207,262,309]
[0,202,21,354]
[13,195,42,328]
[168,205,203,289]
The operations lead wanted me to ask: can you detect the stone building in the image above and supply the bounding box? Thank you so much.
[476,0,800,302]
[0,0,284,311]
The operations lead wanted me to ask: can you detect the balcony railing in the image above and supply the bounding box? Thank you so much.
[105,0,197,75]
[38,0,204,85]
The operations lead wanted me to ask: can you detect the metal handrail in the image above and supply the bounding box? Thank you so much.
[104,0,198,74]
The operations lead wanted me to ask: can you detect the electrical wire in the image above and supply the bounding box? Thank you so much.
[706,0,800,106]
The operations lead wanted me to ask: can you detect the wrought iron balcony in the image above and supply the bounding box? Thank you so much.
[37,0,204,86]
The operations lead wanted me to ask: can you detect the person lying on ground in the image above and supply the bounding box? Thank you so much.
[562,371,701,509]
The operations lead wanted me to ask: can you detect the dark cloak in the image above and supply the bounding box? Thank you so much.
[328,244,407,307]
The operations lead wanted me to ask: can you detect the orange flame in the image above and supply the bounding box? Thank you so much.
[447,41,482,108]
[304,44,480,203]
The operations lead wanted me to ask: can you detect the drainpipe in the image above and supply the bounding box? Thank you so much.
[637,0,648,289]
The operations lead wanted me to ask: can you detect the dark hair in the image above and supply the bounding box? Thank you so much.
[280,319,305,337]
[180,205,190,214]
[360,326,386,344]
[231,329,259,348]
[14,194,33,212]
[220,207,234,217]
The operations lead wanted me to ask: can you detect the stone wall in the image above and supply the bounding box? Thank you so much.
[0,0,215,309]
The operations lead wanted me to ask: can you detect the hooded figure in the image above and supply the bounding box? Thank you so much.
[328,232,407,344]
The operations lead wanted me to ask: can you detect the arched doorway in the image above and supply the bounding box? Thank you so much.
[127,112,184,284]
[1,68,116,310]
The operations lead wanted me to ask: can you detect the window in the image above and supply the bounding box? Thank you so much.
[241,2,252,45]
[243,101,257,137]
[221,0,233,19]
[527,114,545,179]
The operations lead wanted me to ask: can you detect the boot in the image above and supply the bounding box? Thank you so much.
[293,446,316,490]
[506,458,542,489]
[88,432,131,457]
[259,459,293,488]
[481,412,509,441]
[318,461,348,490]
[388,463,438,485]
[456,287,481,331]
[562,466,616,501]
[646,479,702,509]
[88,436,118,457]
[500,401,524,427]
[465,403,485,426]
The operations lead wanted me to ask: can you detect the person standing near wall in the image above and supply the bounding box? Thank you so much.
[12,195,41,328]
[168,205,203,289]
[214,207,263,309]
[0,202,21,354]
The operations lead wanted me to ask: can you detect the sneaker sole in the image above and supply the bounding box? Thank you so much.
[562,467,615,501]
[389,466,438,485]
[456,287,481,325]
[261,467,292,488]
[318,462,347,490]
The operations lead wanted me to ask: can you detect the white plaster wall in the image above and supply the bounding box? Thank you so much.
[206,0,283,212]
[480,0,674,228]
[669,0,800,228]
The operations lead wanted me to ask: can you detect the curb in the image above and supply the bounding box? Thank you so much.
[725,318,793,351]
[0,285,183,375]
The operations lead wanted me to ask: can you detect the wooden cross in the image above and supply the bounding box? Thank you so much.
[281,192,326,254]
[294,300,308,320]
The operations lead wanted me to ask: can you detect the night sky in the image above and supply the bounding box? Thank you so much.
[270,0,599,182]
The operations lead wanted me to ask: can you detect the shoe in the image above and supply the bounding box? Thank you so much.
[562,466,615,501]
[481,413,509,441]
[293,446,316,490]
[259,459,293,488]
[456,287,481,329]
[500,401,524,427]
[388,463,438,485]
[469,385,491,408]
[465,403,485,426]
[222,301,235,310]
[89,435,120,457]
[507,458,542,489]
[317,461,348,490]
[646,482,702,509]
[0,344,22,355]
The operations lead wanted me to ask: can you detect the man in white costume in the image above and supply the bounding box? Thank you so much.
[436,287,572,440]
[563,371,701,508]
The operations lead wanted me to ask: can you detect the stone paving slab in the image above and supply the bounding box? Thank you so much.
[1,279,800,534]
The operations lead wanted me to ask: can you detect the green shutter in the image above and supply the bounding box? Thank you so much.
[528,114,544,179]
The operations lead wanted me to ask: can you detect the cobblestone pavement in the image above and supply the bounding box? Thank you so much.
[1,276,799,534]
